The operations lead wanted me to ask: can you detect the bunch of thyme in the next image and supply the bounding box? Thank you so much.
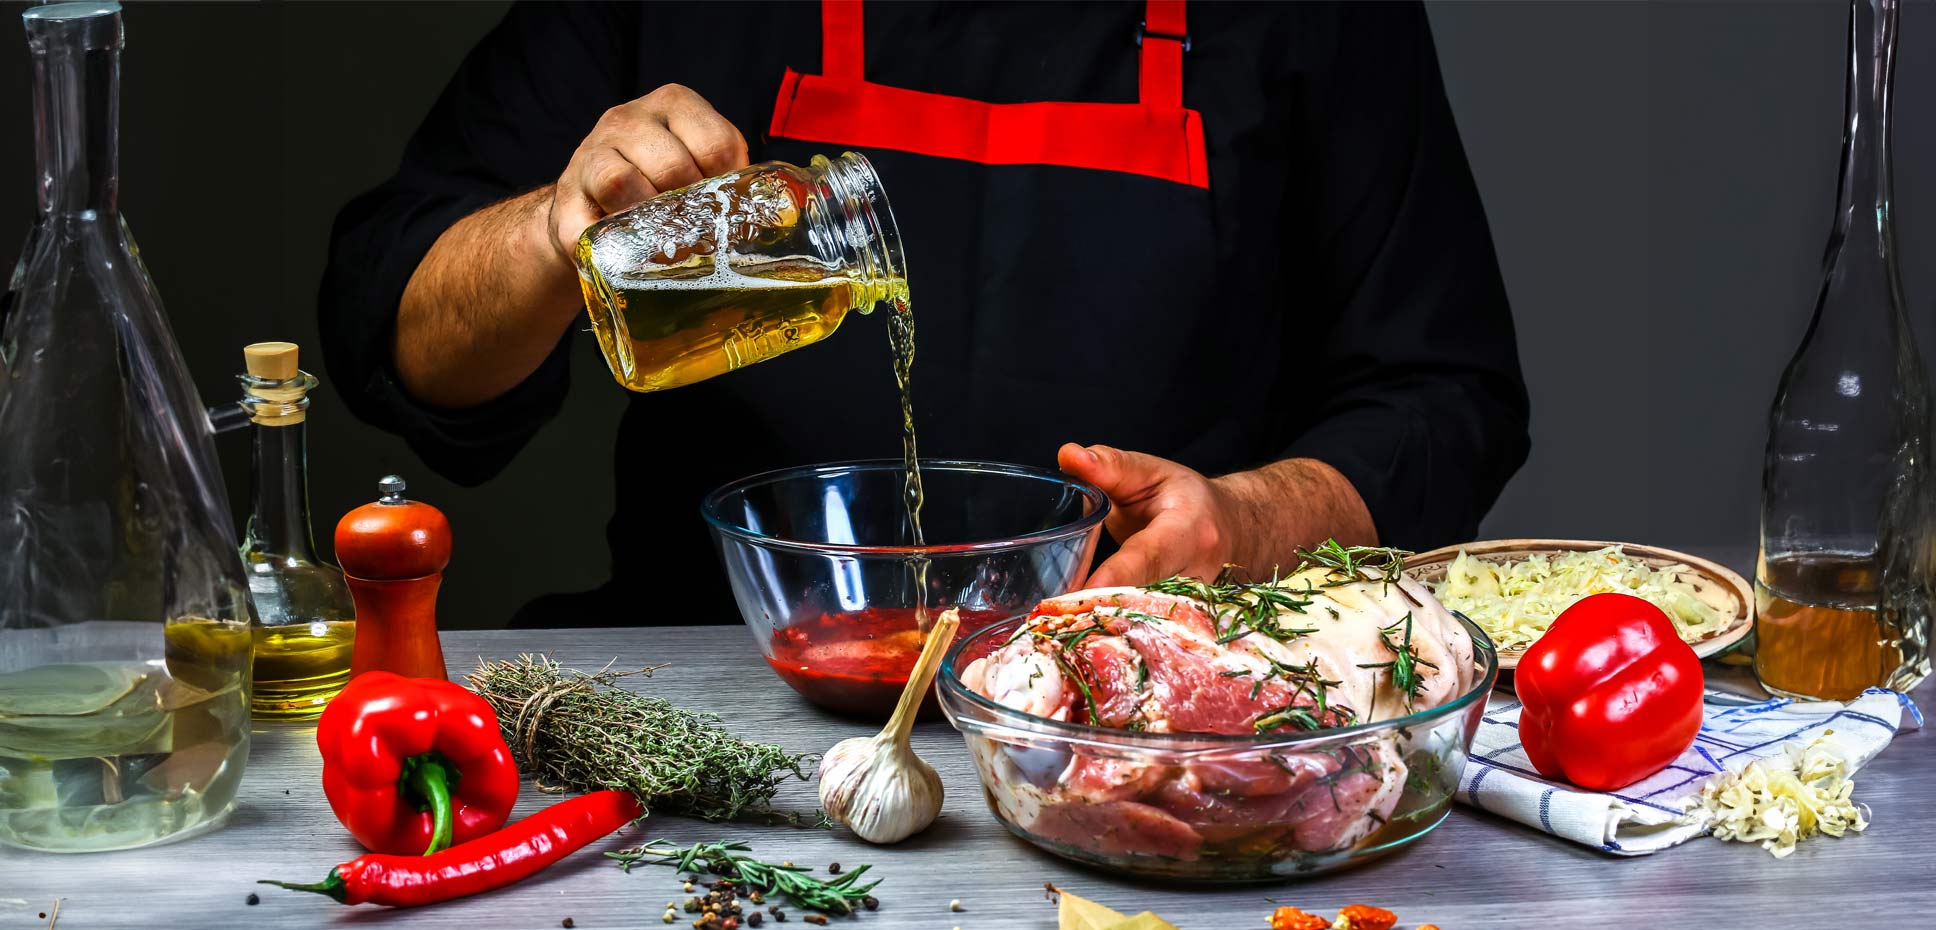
[466,655,816,823]
[610,840,880,916]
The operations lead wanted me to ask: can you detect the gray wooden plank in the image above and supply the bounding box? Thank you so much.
[3,622,1928,929]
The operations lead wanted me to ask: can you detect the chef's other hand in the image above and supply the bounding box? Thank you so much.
[1056,443,1381,589]
[547,84,750,266]
[1057,444,1237,588]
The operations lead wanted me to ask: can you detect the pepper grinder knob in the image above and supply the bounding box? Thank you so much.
[337,474,452,681]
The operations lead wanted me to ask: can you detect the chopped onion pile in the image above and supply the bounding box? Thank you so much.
[1692,734,1869,858]
[1426,546,1730,651]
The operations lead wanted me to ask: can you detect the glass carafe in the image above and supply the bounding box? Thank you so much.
[1757,0,1933,701]
[0,1,252,851]
[574,152,907,393]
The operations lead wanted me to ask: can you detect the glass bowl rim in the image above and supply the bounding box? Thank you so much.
[700,458,1110,557]
[938,609,1499,750]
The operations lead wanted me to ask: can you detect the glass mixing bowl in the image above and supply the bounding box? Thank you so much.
[703,460,1107,717]
[938,613,1499,881]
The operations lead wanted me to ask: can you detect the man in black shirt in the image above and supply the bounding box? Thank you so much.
[320,1,1529,626]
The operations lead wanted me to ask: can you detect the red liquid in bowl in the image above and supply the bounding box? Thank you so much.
[766,607,1007,717]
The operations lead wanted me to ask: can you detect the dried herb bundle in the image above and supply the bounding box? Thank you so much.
[467,655,815,823]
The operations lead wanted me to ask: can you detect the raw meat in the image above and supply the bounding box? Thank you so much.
[960,562,1473,861]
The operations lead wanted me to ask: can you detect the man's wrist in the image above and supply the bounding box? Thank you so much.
[1211,458,1378,571]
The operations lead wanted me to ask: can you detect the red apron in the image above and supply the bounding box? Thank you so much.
[769,0,1207,188]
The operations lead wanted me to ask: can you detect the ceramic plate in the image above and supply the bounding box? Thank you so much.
[1403,539,1754,670]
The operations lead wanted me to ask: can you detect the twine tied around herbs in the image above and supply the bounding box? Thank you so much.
[466,654,819,822]
[501,658,666,793]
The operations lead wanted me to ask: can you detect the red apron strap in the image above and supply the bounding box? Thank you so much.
[823,0,864,80]
[1139,0,1186,109]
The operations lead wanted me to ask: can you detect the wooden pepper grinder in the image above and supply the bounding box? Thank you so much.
[336,475,451,681]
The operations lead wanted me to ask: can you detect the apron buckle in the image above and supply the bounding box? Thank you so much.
[1135,21,1191,52]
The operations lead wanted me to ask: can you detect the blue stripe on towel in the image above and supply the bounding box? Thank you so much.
[1465,765,1494,813]
[1538,788,1555,834]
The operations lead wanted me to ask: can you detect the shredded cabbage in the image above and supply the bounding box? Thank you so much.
[1426,546,1730,651]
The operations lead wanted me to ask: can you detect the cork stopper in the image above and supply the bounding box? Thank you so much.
[240,341,312,426]
[244,342,300,380]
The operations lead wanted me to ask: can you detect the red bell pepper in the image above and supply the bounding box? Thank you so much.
[1516,592,1705,791]
[317,671,520,855]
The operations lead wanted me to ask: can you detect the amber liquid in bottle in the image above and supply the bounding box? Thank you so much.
[1754,553,1904,701]
[577,160,930,623]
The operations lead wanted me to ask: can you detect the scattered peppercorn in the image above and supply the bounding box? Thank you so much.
[245,893,260,906]
[747,912,764,927]
[723,918,740,930]
[861,896,879,912]
[948,899,963,912]
[1270,906,1331,930]
[562,919,576,929]
[750,891,765,905]
[827,862,841,875]
[1336,904,1396,930]
[664,911,677,924]
[1418,925,1441,930]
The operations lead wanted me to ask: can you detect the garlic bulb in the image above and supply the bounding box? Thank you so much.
[818,608,961,844]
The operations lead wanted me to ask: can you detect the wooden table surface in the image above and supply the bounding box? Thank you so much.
[4,617,1930,928]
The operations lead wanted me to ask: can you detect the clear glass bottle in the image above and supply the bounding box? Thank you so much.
[1757,0,1933,701]
[0,1,252,851]
[235,342,356,720]
[574,152,908,393]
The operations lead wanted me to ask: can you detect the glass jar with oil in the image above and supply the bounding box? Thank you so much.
[1757,0,1932,701]
[574,152,907,393]
[234,343,357,720]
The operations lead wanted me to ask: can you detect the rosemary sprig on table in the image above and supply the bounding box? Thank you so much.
[610,840,880,916]
[466,655,817,824]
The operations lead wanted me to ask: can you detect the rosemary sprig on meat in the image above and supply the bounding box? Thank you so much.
[1297,540,1410,589]
[1145,567,1316,643]
[1227,658,1354,733]
[1355,612,1439,708]
[610,839,879,916]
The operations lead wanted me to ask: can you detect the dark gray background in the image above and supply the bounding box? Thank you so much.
[2,1,1923,630]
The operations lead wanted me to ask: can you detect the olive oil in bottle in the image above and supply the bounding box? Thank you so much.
[234,343,357,720]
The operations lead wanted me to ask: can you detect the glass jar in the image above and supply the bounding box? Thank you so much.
[573,152,907,393]
[0,2,252,851]
[1757,0,1933,701]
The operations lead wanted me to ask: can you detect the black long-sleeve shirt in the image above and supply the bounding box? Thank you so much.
[320,1,1529,627]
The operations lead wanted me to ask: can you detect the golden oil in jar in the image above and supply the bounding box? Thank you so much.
[1754,552,1905,701]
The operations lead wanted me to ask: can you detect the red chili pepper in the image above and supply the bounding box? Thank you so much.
[317,671,520,855]
[263,789,643,907]
[1516,592,1705,791]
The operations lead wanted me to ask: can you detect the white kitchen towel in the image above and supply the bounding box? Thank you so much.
[1454,687,1921,855]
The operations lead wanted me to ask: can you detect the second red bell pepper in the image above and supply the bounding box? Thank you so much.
[317,671,520,855]
[1516,592,1705,791]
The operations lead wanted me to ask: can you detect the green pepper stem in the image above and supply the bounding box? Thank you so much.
[259,869,348,904]
[405,757,455,856]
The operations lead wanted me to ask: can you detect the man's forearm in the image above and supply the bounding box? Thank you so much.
[394,186,582,409]
[1212,458,1378,572]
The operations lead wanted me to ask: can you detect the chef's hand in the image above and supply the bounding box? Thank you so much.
[1056,443,1380,588]
[546,83,750,266]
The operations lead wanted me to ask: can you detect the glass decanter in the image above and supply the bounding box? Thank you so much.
[1757,0,1933,700]
[233,342,356,720]
[0,1,252,851]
